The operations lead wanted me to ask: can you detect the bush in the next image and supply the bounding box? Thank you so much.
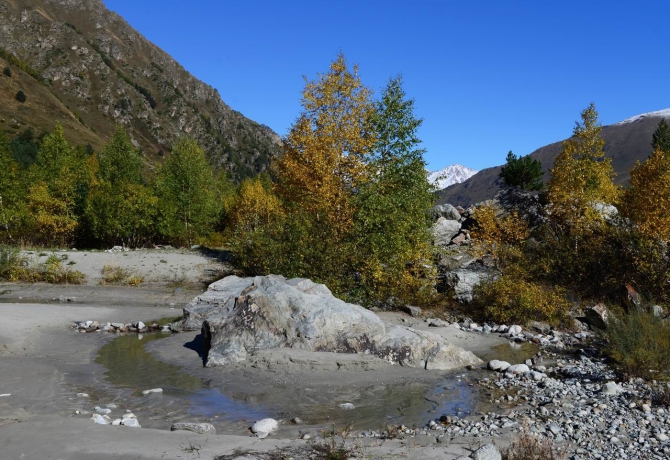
[15,90,26,103]
[0,245,22,280]
[504,424,567,460]
[3,66,11,77]
[100,264,143,286]
[606,308,670,380]
[473,276,571,326]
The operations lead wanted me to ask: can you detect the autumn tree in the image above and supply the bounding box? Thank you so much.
[155,138,218,246]
[353,76,436,304]
[546,103,618,233]
[26,124,84,246]
[499,151,544,191]
[269,54,376,292]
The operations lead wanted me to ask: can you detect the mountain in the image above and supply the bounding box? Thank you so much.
[0,0,280,178]
[438,109,670,207]
[427,164,478,190]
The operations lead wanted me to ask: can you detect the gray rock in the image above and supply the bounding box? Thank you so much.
[585,303,609,330]
[444,268,492,303]
[121,418,141,428]
[251,418,278,434]
[432,204,462,221]
[141,388,163,395]
[404,305,422,317]
[652,305,664,317]
[506,364,530,374]
[472,443,501,460]
[339,403,355,410]
[91,414,110,425]
[601,381,624,395]
[200,275,481,371]
[433,217,462,246]
[170,422,216,434]
[487,360,511,372]
[508,325,523,335]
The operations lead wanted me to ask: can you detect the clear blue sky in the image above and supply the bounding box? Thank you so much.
[104,0,669,171]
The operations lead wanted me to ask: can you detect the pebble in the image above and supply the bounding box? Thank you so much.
[338,403,355,410]
[141,388,163,395]
[251,418,278,435]
[121,418,141,428]
[0,394,11,397]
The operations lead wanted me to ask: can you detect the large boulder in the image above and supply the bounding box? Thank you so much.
[433,217,462,246]
[198,275,482,370]
[179,276,255,330]
[444,266,493,303]
[431,204,462,221]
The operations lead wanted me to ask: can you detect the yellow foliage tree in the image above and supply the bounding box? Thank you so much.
[228,177,284,233]
[546,103,618,234]
[623,147,670,240]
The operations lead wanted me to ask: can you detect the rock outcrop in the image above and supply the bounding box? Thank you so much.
[187,275,482,370]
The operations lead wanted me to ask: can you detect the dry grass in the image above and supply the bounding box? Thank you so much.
[504,427,568,460]
[100,264,144,286]
[0,247,85,284]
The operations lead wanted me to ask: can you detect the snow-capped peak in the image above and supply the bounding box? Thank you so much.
[616,108,670,125]
[427,164,478,190]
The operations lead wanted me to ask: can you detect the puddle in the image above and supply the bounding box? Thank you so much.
[95,332,538,431]
[478,341,538,364]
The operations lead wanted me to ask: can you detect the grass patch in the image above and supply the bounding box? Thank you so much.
[504,426,567,460]
[606,308,670,380]
[0,247,85,284]
[100,264,145,286]
[310,423,356,460]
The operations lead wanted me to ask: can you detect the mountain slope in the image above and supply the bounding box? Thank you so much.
[438,110,670,207]
[427,164,478,190]
[0,0,280,177]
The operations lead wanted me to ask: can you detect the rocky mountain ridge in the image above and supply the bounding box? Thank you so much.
[0,0,280,177]
[438,109,670,207]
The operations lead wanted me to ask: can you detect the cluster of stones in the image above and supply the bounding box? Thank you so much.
[72,320,170,333]
[78,400,142,428]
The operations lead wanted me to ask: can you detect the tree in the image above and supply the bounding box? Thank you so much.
[623,147,670,240]
[268,54,376,292]
[155,138,218,245]
[652,118,670,154]
[499,151,544,190]
[0,132,25,241]
[15,90,26,103]
[3,67,11,77]
[546,103,618,233]
[98,126,142,186]
[353,76,436,304]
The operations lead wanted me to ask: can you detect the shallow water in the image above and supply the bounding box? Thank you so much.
[95,332,538,431]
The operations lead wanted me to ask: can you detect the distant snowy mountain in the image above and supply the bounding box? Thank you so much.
[615,108,670,125]
[427,164,478,190]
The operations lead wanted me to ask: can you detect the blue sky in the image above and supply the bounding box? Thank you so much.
[104,0,669,171]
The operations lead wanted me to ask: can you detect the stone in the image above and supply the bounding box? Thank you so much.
[111,419,122,426]
[432,204,462,221]
[122,418,141,428]
[487,360,511,372]
[251,418,278,435]
[602,381,624,395]
[91,414,110,425]
[170,422,216,434]
[141,388,163,395]
[137,321,146,331]
[585,303,609,330]
[404,305,422,318]
[444,268,492,303]
[506,364,530,374]
[433,217,462,246]
[508,325,523,335]
[339,403,355,410]
[94,406,111,415]
[472,443,501,460]
[201,275,482,371]
[76,393,89,398]
[528,321,551,334]
[652,305,665,317]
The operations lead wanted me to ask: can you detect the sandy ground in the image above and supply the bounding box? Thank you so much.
[0,254,520,459]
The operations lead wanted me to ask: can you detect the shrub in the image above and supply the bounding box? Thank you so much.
[0,245,22,280]
[42,254,85,284]
[606,308,670,380]
[473,276,571,326]
[100,264,143,286]
[3,66,11,77]
[504,424,567,460]
[15,90,26,103]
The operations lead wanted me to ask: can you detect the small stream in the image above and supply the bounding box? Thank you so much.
[95,332,538,431]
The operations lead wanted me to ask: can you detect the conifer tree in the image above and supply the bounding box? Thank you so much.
[652,118,670,154]
[499,151,544,190]
[546,103,618,233]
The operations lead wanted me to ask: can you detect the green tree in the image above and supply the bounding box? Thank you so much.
[546,103,618,233]
[3,67,11,77]
[353,76,436,304]
[98,126,142,186]
[15,90,26,102]
[652,118,670,153]
[499,151,544,190]
[155,138,218,246]
[0,132,25,241]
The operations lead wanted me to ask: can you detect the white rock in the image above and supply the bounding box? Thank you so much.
[137,321,146,331]
[170,422,216,434]
[508,325,523,335]
[506,364,530,374]
[122,418,141,428]
[122,413,136,419]
[95,406,112,415]
[472,443,502,460]
[602,381,624,395]
[487,360,511,372]
[111,419,122,426]
[338,403,355,410]
[251,418,278,434]
[531,371,547,381]
[0,394,11,397]
[91,414,110,425]
[141,388,163,395]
